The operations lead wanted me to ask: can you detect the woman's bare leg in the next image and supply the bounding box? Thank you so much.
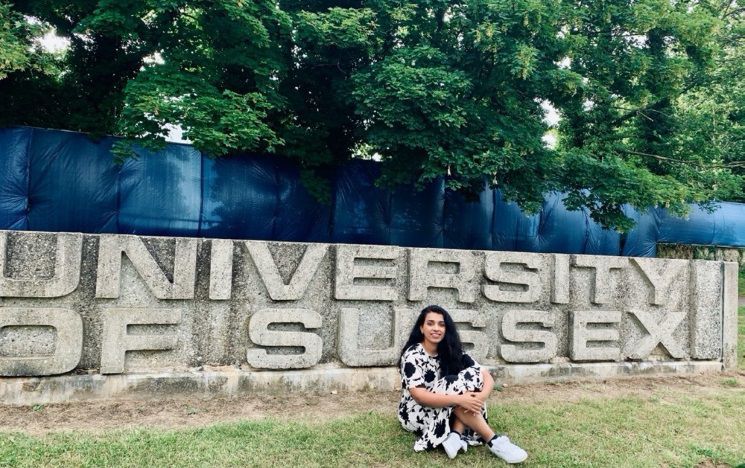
[452,406,495,441]
[451,416,465,434]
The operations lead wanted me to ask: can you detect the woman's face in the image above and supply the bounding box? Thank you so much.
[420,311,446,347]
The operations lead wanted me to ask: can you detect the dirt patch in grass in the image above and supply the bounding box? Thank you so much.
[696,460,732,468]
[2,371,743,436]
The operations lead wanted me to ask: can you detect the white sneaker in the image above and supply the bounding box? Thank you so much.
[489,435,528,464]
[442,432,465,459]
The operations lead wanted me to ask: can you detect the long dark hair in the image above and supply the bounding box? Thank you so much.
[399,305,467,376]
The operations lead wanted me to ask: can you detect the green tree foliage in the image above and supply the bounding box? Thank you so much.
[554,0,744,228]
[0,1,30,78]
[0,1,56,80]
[0,0,742,229]
[672,9,744,202]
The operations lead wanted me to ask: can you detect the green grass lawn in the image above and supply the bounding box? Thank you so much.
[1,310,743,467]
[0,392,745,467]
[1,385,744,467]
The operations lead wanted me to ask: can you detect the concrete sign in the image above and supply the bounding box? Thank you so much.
[0,231,737,404]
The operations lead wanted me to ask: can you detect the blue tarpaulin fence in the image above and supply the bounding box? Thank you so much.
[2,126,744,257]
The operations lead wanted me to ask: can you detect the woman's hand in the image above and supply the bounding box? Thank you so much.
[456,392,484,413]
[472,390,488,403]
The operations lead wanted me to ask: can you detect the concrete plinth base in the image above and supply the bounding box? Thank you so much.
[0,361,723,406]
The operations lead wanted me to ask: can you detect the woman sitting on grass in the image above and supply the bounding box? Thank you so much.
[398,305,528,463]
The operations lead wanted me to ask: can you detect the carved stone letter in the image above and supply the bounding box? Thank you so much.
[0,233,82,297]
[209,239,233,300]
[100,308,181,374]
[483,252,544,303]
[246,243,327,301]
[450,309,489,362]
[408,249,476,303]
[0,308,82,376]
[246,308,323,369]
[570,310,621,361]
[335,245,399,301]
[552,254,570,304]
[95,235,197,299]
[573,256,627,305]
[338,307,415,367]
[690,260,723,359]
[500,310,557,363]
[623,310,686,359]
[632,258,686,306]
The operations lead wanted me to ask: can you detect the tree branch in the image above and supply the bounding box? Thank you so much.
[622,149,745,169]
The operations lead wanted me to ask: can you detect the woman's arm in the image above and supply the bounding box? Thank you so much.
[409,387,484,413]
[475,368,495,402]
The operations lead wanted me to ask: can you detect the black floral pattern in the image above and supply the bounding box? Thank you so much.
[398,343,487,451]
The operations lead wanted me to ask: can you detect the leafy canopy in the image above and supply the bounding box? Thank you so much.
[0,0,742,230]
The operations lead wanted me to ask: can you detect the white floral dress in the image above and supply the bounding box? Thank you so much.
[398,343,487,451]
